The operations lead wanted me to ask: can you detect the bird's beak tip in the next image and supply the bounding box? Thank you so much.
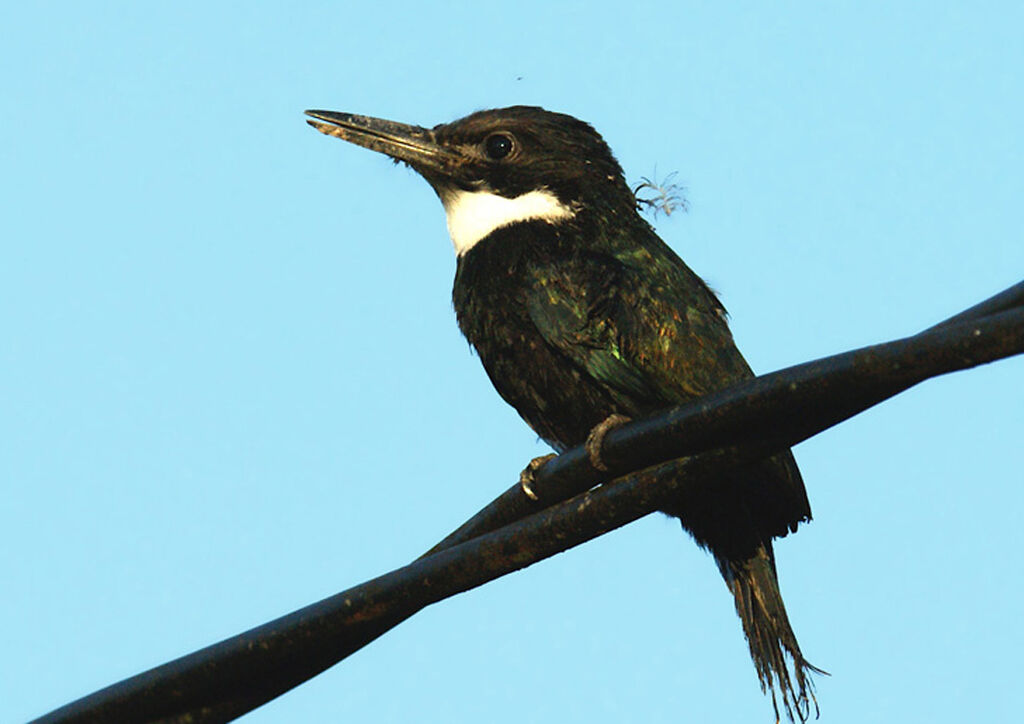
[302,108,447,172]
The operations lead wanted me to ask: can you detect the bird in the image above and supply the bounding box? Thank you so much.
[306,105,822,721]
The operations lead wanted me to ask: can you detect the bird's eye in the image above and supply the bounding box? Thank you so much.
[484,133,515,160]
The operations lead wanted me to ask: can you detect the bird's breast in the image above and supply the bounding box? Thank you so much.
[452,228,627,447]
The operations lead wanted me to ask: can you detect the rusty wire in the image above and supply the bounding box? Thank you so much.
[32,280,1024,724]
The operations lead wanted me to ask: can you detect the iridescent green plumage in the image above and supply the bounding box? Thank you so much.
[309,105,821,721]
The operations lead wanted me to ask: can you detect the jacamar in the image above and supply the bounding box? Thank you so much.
[306,106,821,721]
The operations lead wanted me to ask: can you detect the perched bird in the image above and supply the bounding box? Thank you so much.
[307,106,821,720]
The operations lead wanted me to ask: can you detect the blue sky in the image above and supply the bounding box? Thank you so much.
[3,3,1023,722]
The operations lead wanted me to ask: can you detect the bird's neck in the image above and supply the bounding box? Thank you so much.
[441,188,577,257]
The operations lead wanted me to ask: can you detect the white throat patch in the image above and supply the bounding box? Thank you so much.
[441,189,575,256]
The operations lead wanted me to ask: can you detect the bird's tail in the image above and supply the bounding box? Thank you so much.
[718,543,825,723]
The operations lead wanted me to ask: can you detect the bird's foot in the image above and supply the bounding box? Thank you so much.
[519,453,557,500]
[585,414,632,471]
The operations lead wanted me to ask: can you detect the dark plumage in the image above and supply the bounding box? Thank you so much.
[308,105,822,721]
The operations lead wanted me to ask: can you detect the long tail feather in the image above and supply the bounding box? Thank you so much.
[719,544,825,722]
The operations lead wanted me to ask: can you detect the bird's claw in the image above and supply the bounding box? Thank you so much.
[519,453,557,500]
[584,414,632,471]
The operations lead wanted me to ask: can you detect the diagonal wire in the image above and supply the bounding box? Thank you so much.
[428,280,1024,553]
[31,281,1024,724]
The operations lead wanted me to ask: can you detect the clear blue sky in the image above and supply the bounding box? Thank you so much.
[3,3,1023,722]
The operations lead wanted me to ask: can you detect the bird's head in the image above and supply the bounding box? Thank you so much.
[306,106,636,255]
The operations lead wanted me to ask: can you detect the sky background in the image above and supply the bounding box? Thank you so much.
[3,3,1023,723]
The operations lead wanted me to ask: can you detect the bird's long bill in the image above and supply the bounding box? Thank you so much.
[305,110,454,174]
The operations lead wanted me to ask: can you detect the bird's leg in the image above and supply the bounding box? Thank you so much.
[585,413,632,471]
[519,453,557,500]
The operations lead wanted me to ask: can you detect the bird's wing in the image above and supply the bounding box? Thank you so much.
[524,260,655,409]
[524,238,754,411]
[524,235,812,531]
